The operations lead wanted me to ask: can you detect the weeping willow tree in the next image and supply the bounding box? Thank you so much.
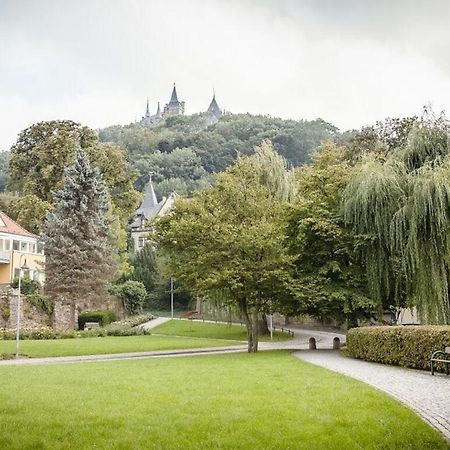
[342,111,450,324]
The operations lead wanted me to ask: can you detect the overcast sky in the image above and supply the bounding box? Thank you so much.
[1,0,450,150]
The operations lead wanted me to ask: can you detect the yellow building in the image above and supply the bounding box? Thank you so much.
[0,212,45,286]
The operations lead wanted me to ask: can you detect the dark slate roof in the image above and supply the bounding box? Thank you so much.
[207,94,222,119]
[169,84,179,104]
[137,179,161,219]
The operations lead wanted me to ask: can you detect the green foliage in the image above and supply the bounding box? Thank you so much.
[110,313,154,328]
[343,111,450,324]
[100,114,338,195]
[78,310,117,329]
[26,293,54,316]
[8,120,140,271]
[131,243,158,295]
[42,150,117,310]
[285,142,376,327]
[112,280,147,315]
[11,277,41,295]
[0,151,10,192]
[346,325,450,371]
[1,303,10,321]
[0,325,149,340]
[9,194,53,234]
[154,142,295,352]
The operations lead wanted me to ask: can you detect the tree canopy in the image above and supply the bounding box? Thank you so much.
[342,111,450,324]
[42,150,117,320]
[154,142,294,352]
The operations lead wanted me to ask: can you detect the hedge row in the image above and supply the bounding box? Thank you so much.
[0,325,150,340]
[346,326,450,370]
[78,310,117,330]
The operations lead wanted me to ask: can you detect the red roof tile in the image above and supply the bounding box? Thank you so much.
[0,211,37,238]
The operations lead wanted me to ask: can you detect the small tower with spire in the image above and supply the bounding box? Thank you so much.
[205,89,223,125]
[163,83,185,117]
[130,174,178,250]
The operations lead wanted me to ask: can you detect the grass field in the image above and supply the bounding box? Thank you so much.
[0,351,446,449]
[152,319,292,341]
[0,334,238,358]
[0,320,291,358]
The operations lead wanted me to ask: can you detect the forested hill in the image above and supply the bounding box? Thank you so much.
[98,113,340,198]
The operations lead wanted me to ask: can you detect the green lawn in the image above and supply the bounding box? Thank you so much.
[0,335,240,358]
[0,351,446,449]
[152,319,292,341]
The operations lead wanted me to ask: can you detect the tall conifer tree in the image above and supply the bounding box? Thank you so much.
[43,149,116,316]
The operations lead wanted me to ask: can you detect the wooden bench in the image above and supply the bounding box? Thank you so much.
[84,322,100,331]
[431,347,450,375]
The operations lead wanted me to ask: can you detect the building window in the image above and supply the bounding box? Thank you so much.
[37,242,44,254]
[20,242,28,252]
[5,240,10,251]
[13,240,19,251]
[138,236,146,248]
[30,243,36,254]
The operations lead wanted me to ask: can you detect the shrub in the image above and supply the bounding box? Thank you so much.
[0,325,150,340]
[109,313,154,328]
[78,310,116,330]
[26,293,54,316]
[346,325,450,370]
[11,277,41,295]
[112,281,147,315]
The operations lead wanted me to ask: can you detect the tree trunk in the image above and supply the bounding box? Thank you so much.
[258,315,269,335]
[240,300,258,352]
[251,306,259,352]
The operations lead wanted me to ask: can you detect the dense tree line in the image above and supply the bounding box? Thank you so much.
[99,113,339,197]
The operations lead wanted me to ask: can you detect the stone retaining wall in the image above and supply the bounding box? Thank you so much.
[0,292,50,329]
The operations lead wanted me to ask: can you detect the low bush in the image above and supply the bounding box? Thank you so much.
[0,326,150,340]
[112,281,147,315]
[78,310,117,330]
[346,325,450,370]
[109,313,154,328]
[11,277,41,295]
[26,293,54,316]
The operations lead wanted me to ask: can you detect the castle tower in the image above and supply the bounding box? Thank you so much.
[163,83,185,117]
[205,90,223,125]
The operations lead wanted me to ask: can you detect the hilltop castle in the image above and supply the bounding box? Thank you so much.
[140,83,223,126]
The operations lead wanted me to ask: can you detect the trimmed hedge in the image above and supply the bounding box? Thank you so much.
[346,326,450,370]
[78,310,116,330]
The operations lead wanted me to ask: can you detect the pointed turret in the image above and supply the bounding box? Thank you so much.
[169,83,179,104]
[156,102,161,118]
[207,90,223,120]
[145,98,150,117]
[137,175,159,218]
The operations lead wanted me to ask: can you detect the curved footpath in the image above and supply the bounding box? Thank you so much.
[295,350,450,441]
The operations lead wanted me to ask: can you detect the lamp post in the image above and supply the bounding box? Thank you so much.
[170,277,174,320]
[15,255,29,358]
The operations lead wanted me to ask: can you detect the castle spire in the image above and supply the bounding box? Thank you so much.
[169,83,179,104]
[156,101,161,118]
[145,98,150,117]
[137,174,158,216]
[207,89,222,120]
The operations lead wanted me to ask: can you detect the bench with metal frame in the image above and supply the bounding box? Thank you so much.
[431,347,450,375]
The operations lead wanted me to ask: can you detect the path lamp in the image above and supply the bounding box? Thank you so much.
[170,277,174,320]
[15,255,29,358]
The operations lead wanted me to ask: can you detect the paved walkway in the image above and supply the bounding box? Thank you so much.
[294,350,450,441]
[138,316,171,330]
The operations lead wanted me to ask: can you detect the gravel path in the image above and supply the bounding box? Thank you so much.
[294,350,450,441]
